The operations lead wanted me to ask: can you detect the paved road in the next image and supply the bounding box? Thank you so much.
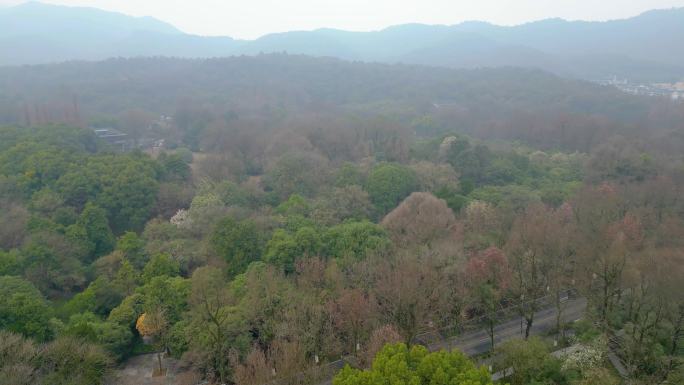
[111,298,587,385]
[318,297,587,385]
[434,297,587,356]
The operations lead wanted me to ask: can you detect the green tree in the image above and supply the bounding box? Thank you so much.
[312,185,373,225]
[187,266,248,383]
[324,221,389,260]
[233,263,292,347]
[264,227,322,273]
[62,276,123,317]
[264,229,300,273]
[88,154,160,232]
[107,293,144,328]
[0,249,23,276]
[55,166,99,208]
[76,203,115,260]
[112,259,140,296]
[213,180,251,207]
[158,152,190,181]
[465,247,511,350]
[0,275,52,341]
[136,306,168,376]
[140,276,190,324]
[335,163,364,187]
[61,312,134,361]
[334,343,493,385]
[0,330,40,384]
[275,194,311,217]
[434,186,470,213]
[0,330,111,385]
[264,152,330,199]
[445,140,492,186]
[211,217,263,277]
[0,201,28,250]
[116,231,147,269]
[496,337,562,385]
[40,335,112,385]
[366,163,417,214]
[55,151,161,231]
[142,253,180,283]
[20,236,86,295]
[575,368,620,385]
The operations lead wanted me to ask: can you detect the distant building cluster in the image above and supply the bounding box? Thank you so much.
[596,77,684,101]
[93,127,129,152]
[91,115,172,153]
[654,82,684,101]
[150,115,173,131]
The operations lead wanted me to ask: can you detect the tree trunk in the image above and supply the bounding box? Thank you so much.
[524,313,534,339]
[214,319,226,383]
[555,290,564,340]
[157,352,163,375]
[488,319,495,351]
[602,278,610,328]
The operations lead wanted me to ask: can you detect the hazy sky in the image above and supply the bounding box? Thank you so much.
[2,0,684,39]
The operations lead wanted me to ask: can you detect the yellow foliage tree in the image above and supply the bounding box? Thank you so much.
[135,308,168,375]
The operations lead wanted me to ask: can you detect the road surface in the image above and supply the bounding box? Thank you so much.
[436,297,587,356]
[318,297,587,385]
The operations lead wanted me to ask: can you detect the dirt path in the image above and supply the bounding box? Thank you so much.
[106,353,199,385]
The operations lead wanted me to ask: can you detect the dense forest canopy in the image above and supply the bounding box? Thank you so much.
[0,54,682,385]
[1,55,683,155]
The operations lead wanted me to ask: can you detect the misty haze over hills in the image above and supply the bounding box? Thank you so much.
[2,3,684,385]
[1,2,683,81]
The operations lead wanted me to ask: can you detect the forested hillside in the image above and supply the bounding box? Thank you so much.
[0,55,683,385]
[1,55,683,154]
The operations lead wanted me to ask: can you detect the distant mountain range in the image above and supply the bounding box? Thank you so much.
[2,2,683,81]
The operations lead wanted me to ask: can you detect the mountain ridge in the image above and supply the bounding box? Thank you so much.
[1,2,682,81]
[1,1,183,36]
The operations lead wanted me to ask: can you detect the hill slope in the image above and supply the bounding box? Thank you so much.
[1,2,683,81]
[2,54,677,153]
[238,9,684,80]
[0,2,240,65]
